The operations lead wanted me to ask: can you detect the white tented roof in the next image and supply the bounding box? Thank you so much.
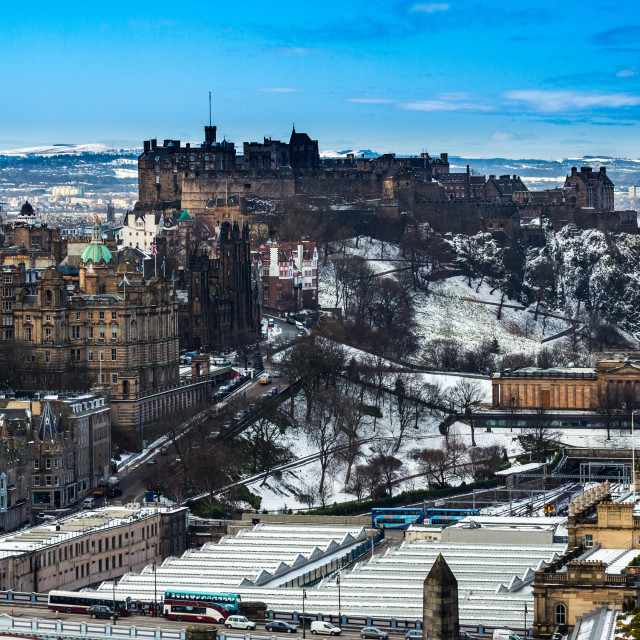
[95,524,565,628]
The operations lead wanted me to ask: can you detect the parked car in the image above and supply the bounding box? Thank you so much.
[225,615,256,630]
[267,318,275,328]
[297,330,305,337]
[146,458,157,466]
[82,497,96,508]
[311,621,342,635]
[405,632,423,640]
[459,633,475,640]
[273,370,282,378]
[89,605,117,620]
[361,627,389,640]
[493,631,521,640]
[266,620,298,633]
[92,487,105,497]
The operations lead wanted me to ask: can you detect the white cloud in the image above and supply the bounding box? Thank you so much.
[409,2,450,12]
[489,131,535,142]
[503,89,640,112]
[345,98,394,104]
[490,131,515,141]
[257,88,300,94]
[616,69,636,78]
[400,97,491,112]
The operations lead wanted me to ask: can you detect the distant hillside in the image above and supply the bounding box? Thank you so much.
[0,143,142,157]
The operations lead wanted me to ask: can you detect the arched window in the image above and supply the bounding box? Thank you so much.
[45,290,52,304]
[555,603,566,625]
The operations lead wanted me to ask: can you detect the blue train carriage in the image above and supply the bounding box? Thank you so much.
[371,507,424,529]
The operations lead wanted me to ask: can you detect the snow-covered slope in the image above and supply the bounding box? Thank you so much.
[0,143,140,156]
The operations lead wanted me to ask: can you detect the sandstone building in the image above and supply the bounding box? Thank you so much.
[533,483,638,636]
[491,353,640,411]
[0,504,187,592]
[0,392,110,523]
[1,219,214,435]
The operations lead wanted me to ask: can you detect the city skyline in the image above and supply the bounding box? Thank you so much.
[1,1,640,158]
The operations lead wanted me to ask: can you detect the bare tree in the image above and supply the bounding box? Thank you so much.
[334,395,366,485]
[596,382,625,441]
[519,408,560,462]
[412,431,468,488]
[449,378,486,446]
[391,375,421,453]
[468,445,504,481]
[370,444,404,497]
[345,466,369,502]
[306,391,346,500]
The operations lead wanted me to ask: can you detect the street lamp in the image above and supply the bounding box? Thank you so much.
[152,560,157,616]
[112,579,117,625]
[336,573,341,625]
[524,603,527,638]
[632,409,639,502]
[302,588,307,639]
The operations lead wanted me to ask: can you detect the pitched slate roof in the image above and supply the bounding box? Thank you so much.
[38,401,62,442]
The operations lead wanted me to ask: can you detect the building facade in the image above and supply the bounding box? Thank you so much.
[257,240,318,314]
[564,166,614,212]
[491,355,640,411]
[533,483,638,635]
[0,505,188,592]
[0,393,111,520]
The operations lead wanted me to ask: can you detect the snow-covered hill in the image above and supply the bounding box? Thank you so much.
[0,143,140,156]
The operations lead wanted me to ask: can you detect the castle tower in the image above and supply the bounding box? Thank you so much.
[423,554,459,640]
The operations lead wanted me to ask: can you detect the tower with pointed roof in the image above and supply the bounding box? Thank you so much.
[423,554,459,640]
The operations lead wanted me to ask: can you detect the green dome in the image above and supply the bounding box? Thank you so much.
[81,221,114,264]
[81,243,113,264]
[178,209,192,222]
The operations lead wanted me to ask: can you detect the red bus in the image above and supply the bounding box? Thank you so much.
[163,597,230,624]
[48,590,132,616]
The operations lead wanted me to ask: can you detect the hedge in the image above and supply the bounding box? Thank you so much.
[304,478,499,517]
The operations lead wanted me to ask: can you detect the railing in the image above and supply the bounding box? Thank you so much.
[0,615,186,640]
[0,595,534,640]
[266,611,531,638]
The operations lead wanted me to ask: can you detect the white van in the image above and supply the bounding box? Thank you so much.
[83,497,96,508]
[295,320,305,330]
[492,630,521,640]
[311,621,342,636]
[259,373,272,385]
[225,615,256,630]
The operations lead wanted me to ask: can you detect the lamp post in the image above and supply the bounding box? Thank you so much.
[153,560,157,616]
[112,579,117,625]
[632,409,638,502]
[302,588,307,639]
[336,572,341,625]
[524,603,527,638]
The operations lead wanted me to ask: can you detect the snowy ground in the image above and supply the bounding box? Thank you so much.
[318,237,570,357]
[245,382,514,513]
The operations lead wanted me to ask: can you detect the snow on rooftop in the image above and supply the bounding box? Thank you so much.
[0,505,180,557]
[496,462,546,476]
[96,524,564,628]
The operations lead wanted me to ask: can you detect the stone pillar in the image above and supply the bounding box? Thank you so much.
[423,554,459,640]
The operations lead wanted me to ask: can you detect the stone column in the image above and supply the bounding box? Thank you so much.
[423,554,459,640]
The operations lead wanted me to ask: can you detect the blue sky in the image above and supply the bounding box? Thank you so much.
[1,0,640,157]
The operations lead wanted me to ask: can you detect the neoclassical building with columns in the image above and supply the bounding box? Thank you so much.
[491,353,640,411]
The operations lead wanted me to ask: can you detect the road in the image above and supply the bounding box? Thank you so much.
[0,603,385,639]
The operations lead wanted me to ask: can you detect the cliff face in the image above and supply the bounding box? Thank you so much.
[455,226,640,341]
